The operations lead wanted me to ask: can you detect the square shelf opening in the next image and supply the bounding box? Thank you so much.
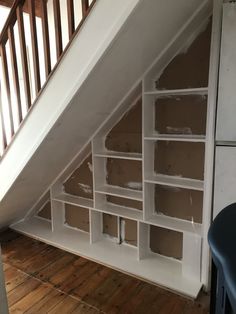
[155,185,203,223]
[155,95,207,136]
[64,204,90,233]
[150,225,183,260]
[155,141,205,180]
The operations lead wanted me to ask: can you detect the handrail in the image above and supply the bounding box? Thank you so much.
[0,0,96,156]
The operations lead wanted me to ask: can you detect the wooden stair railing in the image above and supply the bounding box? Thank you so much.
[0,0,95,157]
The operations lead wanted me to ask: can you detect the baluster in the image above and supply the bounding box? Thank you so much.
[0,44,14,137]
[41,0,51,78]
[0,83,7,150]
[53,0,63,60]
[17,4,31,109]
[8,25,23,124]
[81,0,89,18]
[67,0,75,39]
[29,0,41,94]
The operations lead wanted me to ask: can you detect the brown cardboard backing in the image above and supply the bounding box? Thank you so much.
[64,154,93,199]
[37,201,51,220]
[123,218,137,246]
[103,214,118,238]
[65,204,90,232]
[106,195,142,211]
[155,95,207,135]
[150,226,183,260]
[105,99,142,153]
[155,185,203,223]
[156,19,212,89]
[155,141,205,180]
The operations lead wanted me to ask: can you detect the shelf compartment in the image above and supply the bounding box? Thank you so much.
[36,200,51,221]
[154,141,205,181]
[154,184,203,224]
[95,203,143,221]
[144,134,206,142]
[144,87,208,96]
[64,204,90,233]
[145,174,204,191]
[94,151,142,161]
[53,193,93,209]
[95,184,143,201]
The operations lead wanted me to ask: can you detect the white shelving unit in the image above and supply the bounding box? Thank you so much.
[11,2,221,297]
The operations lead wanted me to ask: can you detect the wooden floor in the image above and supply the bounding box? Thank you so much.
[1,230,210,313]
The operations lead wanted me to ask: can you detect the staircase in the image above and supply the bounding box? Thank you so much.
[0,0,222,298]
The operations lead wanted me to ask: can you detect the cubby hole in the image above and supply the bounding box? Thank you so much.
[150,225,183,260]
[155,95,207,135]
[106,158,142,191]
[155,19,212,90]
[106,195,142,211]
[36,201,51,221]
[105,98,142,154]
[64,204,90,233]
[120,218,138,247]
[155,185,203,223]
[63,154,93,199]
[103,213,118,240]
[154,141,205,180]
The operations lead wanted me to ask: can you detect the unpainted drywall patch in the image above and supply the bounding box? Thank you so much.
[65,204,90,232]
[156,19,212,89]
[155,95,207,135]
[103,213,118,238]
[122,218,137,246]
[155,185,203,223]
[64,154,93,199]
[150,225,183,260]
[37,201,51,220]
[155,141,205,180]
[105,98,142,153]
[107,195,142,211]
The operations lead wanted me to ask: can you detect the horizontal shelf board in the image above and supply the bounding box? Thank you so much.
[94,151,142,161]
[144,134,206,143]
[143,87,208,96]
[95,203,143,221]
[145,174,204,191]
[11,218,202,298]
[53,193,93,209]
[95,185,143,201]
[146,214,202,236]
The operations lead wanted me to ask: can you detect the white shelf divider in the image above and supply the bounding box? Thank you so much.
[144,134,206,143]
[94,151,142,161]
[145,174,204,191]
[143,87,208,96]
[95,184,143,201]
[52,192,93,209]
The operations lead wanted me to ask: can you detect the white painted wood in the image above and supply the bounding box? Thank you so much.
[146,215,202,236]
[216,3,236,141]
[143,183,155,220]
[94,152,142,161]
[145,174,204,191]
[0,247,8,314]
[95,185,143,201]
[52,193,94,209]
[90,210,102,244]
[93,156,106,191]
[201,0,223,289]
[11,218,202,298]
[144,87,208,96]
[25,191,50,219]
[94,202,143,221]
[214,146,236,218]
[182,232,202,281]
[138,222,150,260]
[51,200,65,232]
[144,135,206,143]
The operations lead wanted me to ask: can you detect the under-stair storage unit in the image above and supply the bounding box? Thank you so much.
[11,7,221,298]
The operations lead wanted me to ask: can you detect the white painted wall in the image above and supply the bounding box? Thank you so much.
[0,0,210,227]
